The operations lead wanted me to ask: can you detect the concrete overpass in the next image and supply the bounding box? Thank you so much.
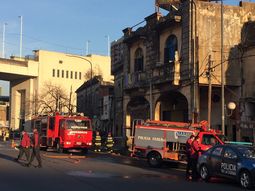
[0,58,38,81]
[0,57,39,131]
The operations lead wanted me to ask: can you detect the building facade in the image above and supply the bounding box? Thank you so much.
[0,96,9,129]
[111,0,255,143]
[76,76,114,133]
[9,50,111,131]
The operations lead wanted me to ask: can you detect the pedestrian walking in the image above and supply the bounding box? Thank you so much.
[15,131,31,163]
[185,134,195,180]
[190,135,201,180]
[94,131,102,152]
[27,128,42,168]
[106,132,114,153]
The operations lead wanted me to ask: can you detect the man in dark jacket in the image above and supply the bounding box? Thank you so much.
[185,134,195,180]
[27,128,42,168]
[15,131,31,163]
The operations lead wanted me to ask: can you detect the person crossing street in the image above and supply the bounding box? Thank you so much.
[15,131,31,164]
[27,128,42,168]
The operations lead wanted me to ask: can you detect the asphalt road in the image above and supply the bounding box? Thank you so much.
[0,141,244,191]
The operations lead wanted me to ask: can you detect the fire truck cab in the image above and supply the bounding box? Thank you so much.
[132,120,224,167]
[31,112,93,153]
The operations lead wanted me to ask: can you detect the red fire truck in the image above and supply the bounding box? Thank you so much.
[132,120,224,167]
[31,113,93,153]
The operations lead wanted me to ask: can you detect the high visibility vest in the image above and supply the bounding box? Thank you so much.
[95,135,101,146]
[106,136,114,148]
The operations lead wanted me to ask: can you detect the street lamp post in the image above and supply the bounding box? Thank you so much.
[66,54,93,80]
[66,54,93,118]
[226,102,236,117]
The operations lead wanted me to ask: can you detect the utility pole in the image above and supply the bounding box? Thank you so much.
[19,16,23,58]
[149,80,153,120]
[106,35,110,57]
[207,55,213,129]
[69,85,72,114]
[86,40,90,55]
[2,23,7,58]
[221,0,225,135]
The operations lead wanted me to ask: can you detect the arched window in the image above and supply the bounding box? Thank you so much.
[134,48,144,72]
[164,35,178,63]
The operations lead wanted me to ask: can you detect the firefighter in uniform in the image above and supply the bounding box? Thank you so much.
[94,131,102,152]
[190,135,201,180]
[106,132,114,153]
[185,134,195,180]
[27,128,42,168]
[15,131,31,163]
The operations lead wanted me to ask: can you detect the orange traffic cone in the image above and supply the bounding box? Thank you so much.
[11,140,16,148]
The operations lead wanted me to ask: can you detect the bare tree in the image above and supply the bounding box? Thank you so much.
[84,66,103,81]
[26,81,76,116]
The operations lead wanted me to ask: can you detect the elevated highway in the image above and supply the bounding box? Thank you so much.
[0,58,38,81]
[0,57,39,131]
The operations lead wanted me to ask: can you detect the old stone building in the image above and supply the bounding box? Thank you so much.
[0,96,9,129]
[111,0,255,143]
[235,20,255,142]
[76,76,114,133]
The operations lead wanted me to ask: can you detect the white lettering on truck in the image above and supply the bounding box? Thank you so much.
[174,131,188,139]
[137,136,164,142]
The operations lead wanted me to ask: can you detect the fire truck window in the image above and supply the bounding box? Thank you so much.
[49,117,55,130]
[59,120,65,129]
[66,120,91,130]
[202,134,219,146]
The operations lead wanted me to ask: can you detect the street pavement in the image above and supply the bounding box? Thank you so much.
[0,141,244,191]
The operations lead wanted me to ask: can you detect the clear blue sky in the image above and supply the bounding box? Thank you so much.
[0,0,252,95]
[0,0,157,57]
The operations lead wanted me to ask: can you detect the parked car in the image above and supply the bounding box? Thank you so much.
[197,144,255,189]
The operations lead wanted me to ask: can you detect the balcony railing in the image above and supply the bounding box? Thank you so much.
[124,64,176,90]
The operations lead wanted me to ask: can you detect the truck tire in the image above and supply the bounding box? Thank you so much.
[82,148,88,155]
[199,164,210,181]
[56,141,63,153]
[239,170,252,189]
[147,152,162,168]
[40,146,48,151]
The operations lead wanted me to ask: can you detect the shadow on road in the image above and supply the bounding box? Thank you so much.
[0,152,16,162]
[0,152,30,167]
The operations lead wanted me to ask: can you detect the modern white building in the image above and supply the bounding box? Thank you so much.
[1,50,112,131]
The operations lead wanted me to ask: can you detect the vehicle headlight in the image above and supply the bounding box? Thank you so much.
[65,141,71,145]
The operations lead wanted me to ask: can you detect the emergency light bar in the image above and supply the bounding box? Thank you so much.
[225,141,253,146]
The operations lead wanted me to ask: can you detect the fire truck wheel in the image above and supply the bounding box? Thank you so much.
[147,152,162,168]
[40,147,48,151]
[199,164,210,181]
[82,148,88,155]
[56,141,63,153]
